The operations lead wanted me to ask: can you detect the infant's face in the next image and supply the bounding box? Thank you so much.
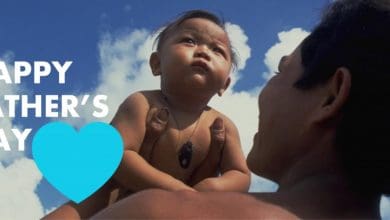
[158,18,232,98]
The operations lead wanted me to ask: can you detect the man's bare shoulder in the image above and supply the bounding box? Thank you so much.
[189,191,297,219]
[117,189,299,219]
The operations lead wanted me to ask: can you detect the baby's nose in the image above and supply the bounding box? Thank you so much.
[194,45,211,61]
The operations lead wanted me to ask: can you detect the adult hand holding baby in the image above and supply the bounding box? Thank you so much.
[141,107,227,191]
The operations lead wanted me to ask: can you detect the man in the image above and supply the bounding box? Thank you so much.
[93,0,390,218]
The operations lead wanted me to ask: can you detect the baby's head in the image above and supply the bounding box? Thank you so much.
[150,10,237,99]
[155,10,237,68]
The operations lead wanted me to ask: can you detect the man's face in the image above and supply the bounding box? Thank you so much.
[247,46,322,182]
[156,18,232,98]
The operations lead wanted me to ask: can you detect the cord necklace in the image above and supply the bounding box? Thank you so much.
[163,94,204,169]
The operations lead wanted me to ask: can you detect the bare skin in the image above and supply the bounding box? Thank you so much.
[92,46,382,219]
[111,90,249,194]
[43,17,250,220]
[93,189,298,219]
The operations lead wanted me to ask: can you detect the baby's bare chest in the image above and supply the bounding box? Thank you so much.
[149,121,212,182]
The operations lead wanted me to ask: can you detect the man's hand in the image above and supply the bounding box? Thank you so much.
[192,116,250,192]
[209,117,226,157]
[190,117,226,187]
[139,107,169,161]
[137,106,196,192]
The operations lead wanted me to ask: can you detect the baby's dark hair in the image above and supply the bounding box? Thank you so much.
[296,0,390,194]
[154,10,238,70]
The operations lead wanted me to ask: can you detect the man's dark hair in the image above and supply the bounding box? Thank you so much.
[154,10,238,70]
[296,0,390,194]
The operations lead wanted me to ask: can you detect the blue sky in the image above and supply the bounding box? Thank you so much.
[0,0,389,219]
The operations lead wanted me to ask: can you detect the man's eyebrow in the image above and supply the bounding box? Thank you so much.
[278,56,287,71]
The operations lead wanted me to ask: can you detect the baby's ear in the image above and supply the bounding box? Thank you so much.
[149,52,161,76]
[218,77,231,96]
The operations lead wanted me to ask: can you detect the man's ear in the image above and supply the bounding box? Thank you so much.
[315,67,351,123]
[218,77,231,96]
[149,52,161,76]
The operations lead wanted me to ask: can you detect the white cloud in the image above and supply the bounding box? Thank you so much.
[210,90,257,156]
[65,29,159,126]
[0,119,25,164]
[225,23,251,71]
[381,195,390,220]
[262,28,310,80]
[0,53,45,219]
[225,22,251,86]
[0,158,44,219]
[0,53,26,164]
[249,173,278,192]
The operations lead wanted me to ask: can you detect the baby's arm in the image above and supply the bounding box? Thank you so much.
[193,117,250,192]
[111,92,194,192]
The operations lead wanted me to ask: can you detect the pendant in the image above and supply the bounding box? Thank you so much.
[178,141,193,169]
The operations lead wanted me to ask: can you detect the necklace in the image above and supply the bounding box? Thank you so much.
[162,94,203,169]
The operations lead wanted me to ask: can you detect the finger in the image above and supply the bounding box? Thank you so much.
[140,107,169,160]
[210,117,225,150]
[147,107,169,138]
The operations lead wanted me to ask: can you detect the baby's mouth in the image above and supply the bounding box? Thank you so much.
[191,61,210,73]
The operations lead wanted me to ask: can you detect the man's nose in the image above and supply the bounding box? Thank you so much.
[194,45,211,61]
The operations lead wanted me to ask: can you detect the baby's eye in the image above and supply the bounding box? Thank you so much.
[182,37,196,45]
[213,47,222,53]
[213,47,226,56]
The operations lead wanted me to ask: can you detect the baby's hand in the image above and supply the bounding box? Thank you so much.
[139,107,169,161]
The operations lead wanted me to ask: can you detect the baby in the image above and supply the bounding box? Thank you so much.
[44,10,250,219]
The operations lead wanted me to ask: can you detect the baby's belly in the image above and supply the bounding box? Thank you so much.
[148,129,210,183]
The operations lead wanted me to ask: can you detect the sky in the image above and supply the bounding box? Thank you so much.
[0,0,389,219]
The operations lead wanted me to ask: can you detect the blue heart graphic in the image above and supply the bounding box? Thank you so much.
[32,121,123,203]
